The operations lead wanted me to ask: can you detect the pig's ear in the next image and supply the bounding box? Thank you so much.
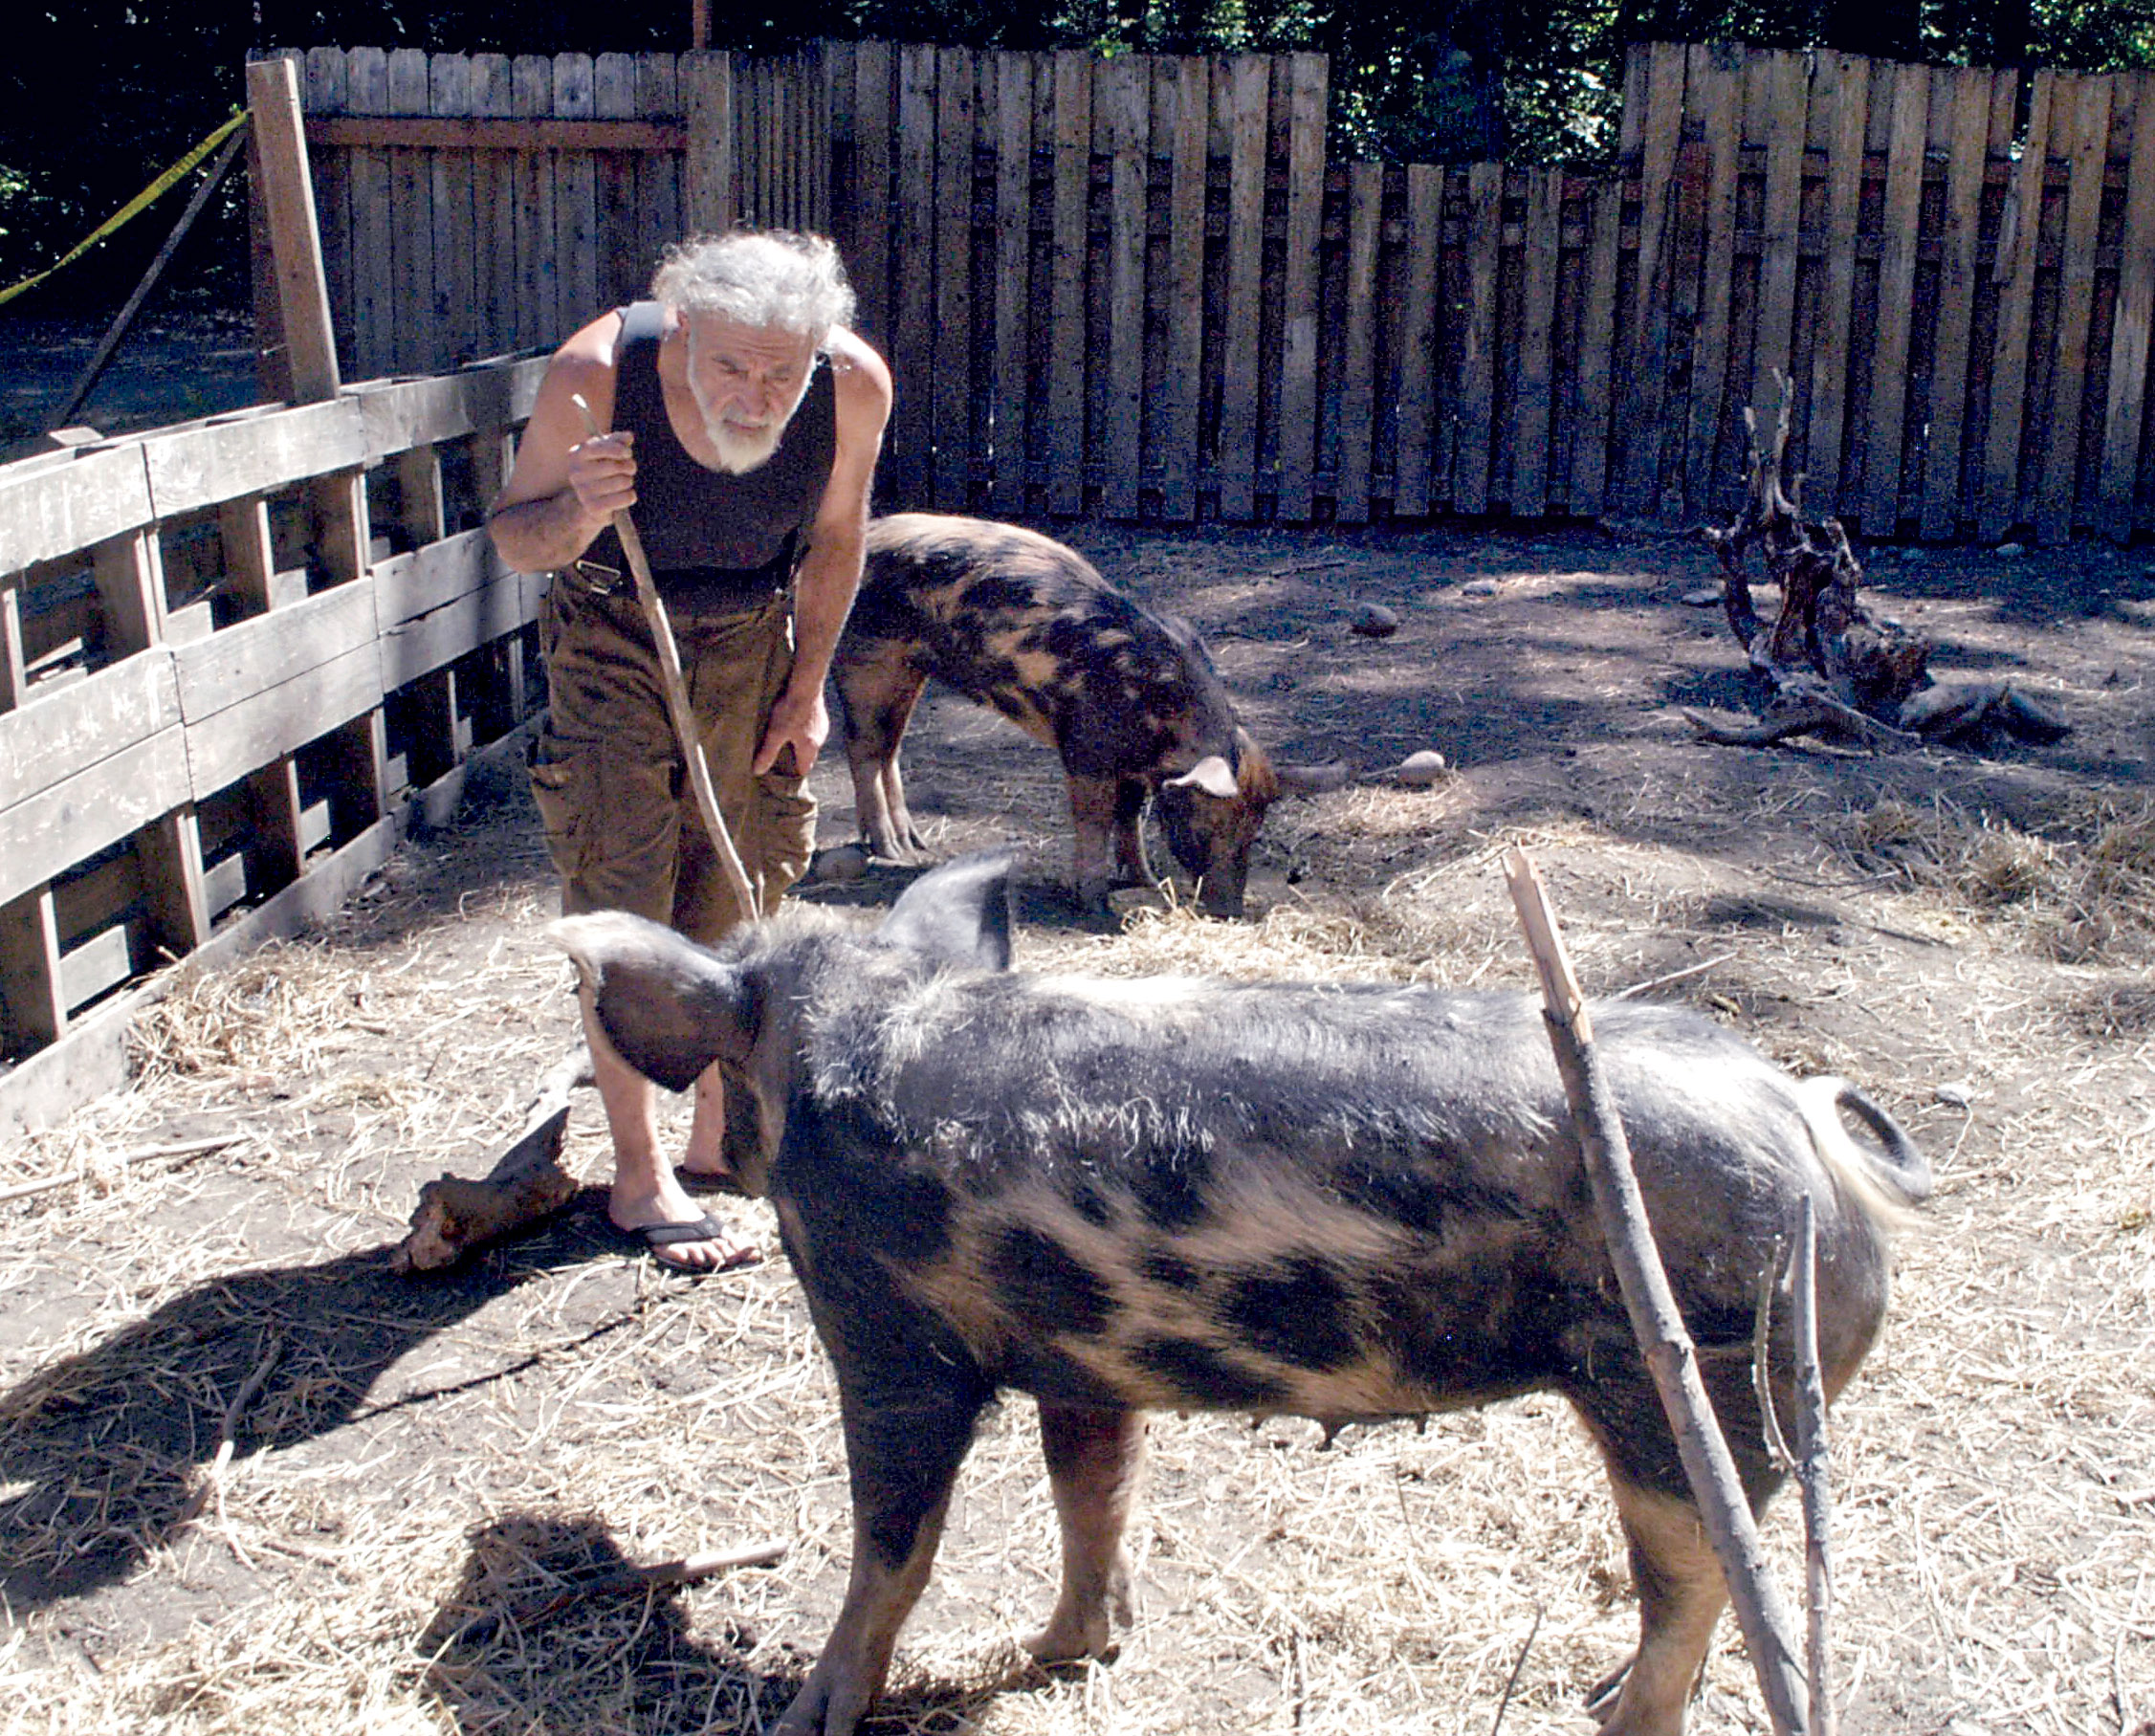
[876,850,1014,971]
[1165,755,1240,801]
[549,912,752,1091]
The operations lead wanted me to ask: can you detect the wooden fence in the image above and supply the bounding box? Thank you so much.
[0,357,549,1132]
[287,37,2155,543]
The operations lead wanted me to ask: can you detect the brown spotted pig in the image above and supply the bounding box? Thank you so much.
[553,853,1928,1736]
[835,513,1299,916]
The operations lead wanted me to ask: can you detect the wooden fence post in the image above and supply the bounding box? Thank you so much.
[683,52,735,235]
[247,53,342,404]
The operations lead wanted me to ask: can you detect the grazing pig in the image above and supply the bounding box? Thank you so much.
[834,513,1306,916]
[553,855,1928,1736]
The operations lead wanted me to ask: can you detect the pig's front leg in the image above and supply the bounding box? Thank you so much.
[1026,1401,1146,1662]
[777,1385,984,1736]
[1067,775,1123,914]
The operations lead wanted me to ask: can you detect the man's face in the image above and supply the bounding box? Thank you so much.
[680,313,820,474]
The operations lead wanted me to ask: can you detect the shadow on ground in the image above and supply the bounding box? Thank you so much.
[421,1511,1050,1736]
[0,1194,632,1610]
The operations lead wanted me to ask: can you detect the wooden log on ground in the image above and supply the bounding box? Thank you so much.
[1699,375,1932,749]
[393,1044,590,1272]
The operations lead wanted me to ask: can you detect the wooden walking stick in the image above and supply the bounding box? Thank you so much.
[570,392,763,924]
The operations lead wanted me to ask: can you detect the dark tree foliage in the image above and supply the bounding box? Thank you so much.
[2,0,2149,311]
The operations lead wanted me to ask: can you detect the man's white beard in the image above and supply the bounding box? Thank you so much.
[706,416,783,474]
[691,371,806,475]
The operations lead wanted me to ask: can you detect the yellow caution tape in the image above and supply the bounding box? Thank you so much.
[0,109,250,310]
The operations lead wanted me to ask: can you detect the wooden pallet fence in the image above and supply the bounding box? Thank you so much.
[286,39,2155,539]
[0,355,550,1132]
[1617,46,2155,540]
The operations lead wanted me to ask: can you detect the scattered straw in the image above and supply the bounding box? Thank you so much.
[3,535,2151,1736]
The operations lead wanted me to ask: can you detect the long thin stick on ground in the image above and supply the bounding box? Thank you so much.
[1792,1198,1838,1736]
[0,1134,245,1203]
[177,1332,285,1526]
[1504,847,1810,1736]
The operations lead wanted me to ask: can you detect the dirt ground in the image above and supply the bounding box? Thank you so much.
[0,310,261,461]
[1,516,2152,1736]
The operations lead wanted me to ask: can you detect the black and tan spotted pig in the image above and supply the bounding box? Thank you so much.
[554,853,1928,1736]
[835,513,1327,916]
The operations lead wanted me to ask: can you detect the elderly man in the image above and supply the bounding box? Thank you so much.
[489,231,891,1270]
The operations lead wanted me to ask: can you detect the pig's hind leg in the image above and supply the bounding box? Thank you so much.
[1026,1402,1146,1662]
[779,1381,988,1736]
[1576,1355,1788,1736]
[1587,1478,1731,1736]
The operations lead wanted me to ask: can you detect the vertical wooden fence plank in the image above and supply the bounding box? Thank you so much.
[848,42,892,352]
[989,50,1035,516]
[734,58,759,224]
[1748,50,1809,428]
[1217,55,1265,521]
[302,49,353,377]
[889,44,937,508]
[1045,51,1091,516]
[1981,70,2056,540]
[140,811,210,961]
[1511,166,1561,517]
[513,55,561,349]
[1859,61,1931,536]
[469,54,515,361]
[386,47,433,373]
[1453,161,1503,515]
[634,55,680,287]
[2036,74,2114,543]
[593,54,640,309]
[429,54,474,369]
[1680,48,1741,519]
[1334,160,1382,524]
[811,41,833,234]
[1571,177,1622,516]
[1392,162,1440,518]
[1920,64,2000,538]
[2099,71,2155,540]
[682,51,733,236]
[769,56,787,225]
[933,46,977,511]
[248,50,336,405]
[1100,55,1146,519]
[1804,49,1869,518]
[1274,53,1326,522]
[1619,41,1687,514]
[554,55,600,336]
[0,891,65,1052]
[1158,55,1207,521]
[829,42,857,241]
[764,54,783,228]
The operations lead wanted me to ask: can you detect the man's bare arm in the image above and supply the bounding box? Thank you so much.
[754,327,893,777]
[487,312,633,575]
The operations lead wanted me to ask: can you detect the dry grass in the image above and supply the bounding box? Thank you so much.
[1835,790,2155,964]
[3,556,2153,1735]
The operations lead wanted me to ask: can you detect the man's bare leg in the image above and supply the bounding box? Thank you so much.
[588,1007,756,1271]
[679,1063,735,1182]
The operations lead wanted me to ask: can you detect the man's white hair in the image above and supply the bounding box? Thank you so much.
[649,230,856,349]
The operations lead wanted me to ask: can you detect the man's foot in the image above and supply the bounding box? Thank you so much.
[611,1210,759,1273]
[675,1159,747,1198]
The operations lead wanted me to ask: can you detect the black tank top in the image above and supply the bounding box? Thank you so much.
[583,300,839,614]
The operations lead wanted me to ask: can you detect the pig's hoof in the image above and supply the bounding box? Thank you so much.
[1023,1621,1111,1665]
[1582,1652,1632,1723]
[1023,1598,1122,1664]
